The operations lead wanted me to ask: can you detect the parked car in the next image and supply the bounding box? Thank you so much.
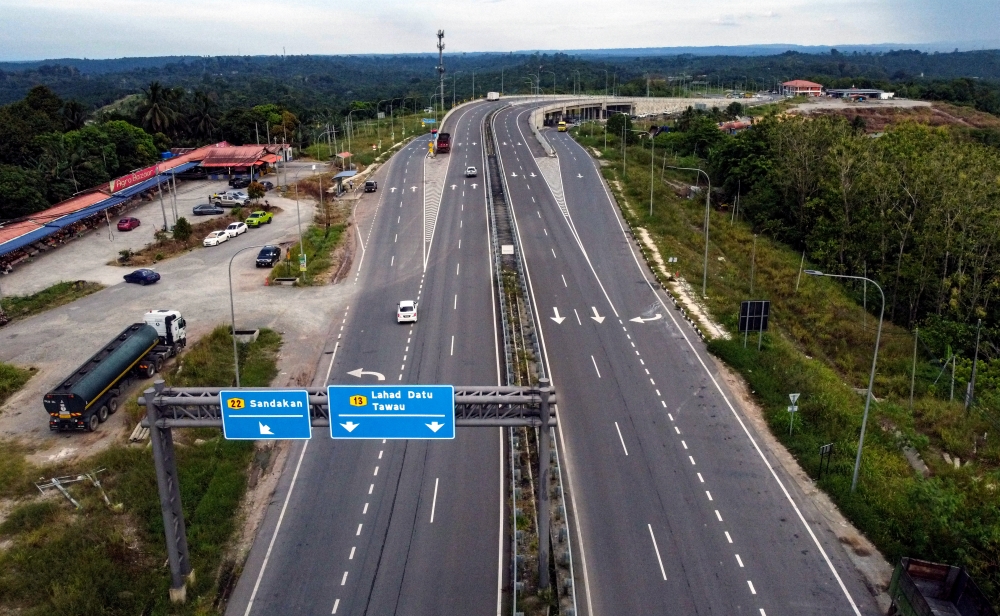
[117,217,141,231]
[246,211,273,227]
[364,180,378,193]
[465,166,478,177]
[229,177,251,189]
[192,204,225,216]
[396,300,418,323]
[256,245,281,267]
[123,268,160,285]
[211,193,250,207]
[225,222,248,238]
[259,181,274,191]
[203,231,229,246]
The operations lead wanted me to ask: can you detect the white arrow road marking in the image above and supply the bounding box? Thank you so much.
[511,172,518,177]
[390,187,397,193]
[410,186,418,192]
[450,184,456,190]
[347,368,386,380]
[259,422,273,435]
[517,142,522,146]
[577,173,583,178]
[550,307,566,324]
[590,307,606,323]
[427,422,445,432]
[470,183,478,189]
[503,141,508,145]
[629,314,663,324]
[472,142,477,145]
[530,172,537,177]
[341,422,359,432]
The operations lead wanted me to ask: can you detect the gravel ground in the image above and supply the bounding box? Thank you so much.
[0,161,372,463]
[790,97,931,112]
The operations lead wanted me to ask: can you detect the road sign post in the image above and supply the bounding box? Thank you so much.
[788,393,800,435]
[328,385,455,439]
[739,300,770,350]
[220,389,312,439]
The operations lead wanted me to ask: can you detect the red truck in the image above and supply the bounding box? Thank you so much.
[436,132,451,154]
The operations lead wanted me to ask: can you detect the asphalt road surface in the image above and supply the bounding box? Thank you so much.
[226,100,508,616]
[491,104,883,616]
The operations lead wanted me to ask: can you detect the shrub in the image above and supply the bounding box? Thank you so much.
[172,216,192,241]
[248,181,265,202]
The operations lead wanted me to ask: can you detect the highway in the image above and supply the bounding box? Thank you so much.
[491,104,883,615]
[226,100,505,616]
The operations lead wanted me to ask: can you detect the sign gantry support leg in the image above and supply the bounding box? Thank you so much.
[537,378,552,591]
[146,381,194,603]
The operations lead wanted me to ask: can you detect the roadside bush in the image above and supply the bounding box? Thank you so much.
[230,207,245,221]
[0,362,35,407]
[248,182,265,202]
[172,217,192,241]
[117,248,132,263]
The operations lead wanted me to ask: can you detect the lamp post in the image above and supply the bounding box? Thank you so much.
[345,108,366,162]
[804,270,885,493]
[228,244,269,387]
[543,70,557,94]
[375,99,390,145]
[665,165,711,298]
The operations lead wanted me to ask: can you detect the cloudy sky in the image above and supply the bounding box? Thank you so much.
[1,0,998,60]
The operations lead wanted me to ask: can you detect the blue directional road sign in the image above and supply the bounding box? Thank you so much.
[328,385,454,439]
[220,389,312,440]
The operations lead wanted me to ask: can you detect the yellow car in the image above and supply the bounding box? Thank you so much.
[245,211,273,227]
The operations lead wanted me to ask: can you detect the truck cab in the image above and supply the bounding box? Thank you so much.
[143,309,187,349]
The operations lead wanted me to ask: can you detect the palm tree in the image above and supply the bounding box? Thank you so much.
[62,100,87,131]
[136,81,179,135]
[188,91,217,140]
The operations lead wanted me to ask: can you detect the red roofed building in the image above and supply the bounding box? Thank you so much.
[782,80,824,97]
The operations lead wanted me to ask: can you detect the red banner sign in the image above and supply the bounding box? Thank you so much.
[109,164,158,194]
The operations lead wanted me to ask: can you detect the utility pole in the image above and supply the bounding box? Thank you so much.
[436,30,446,120]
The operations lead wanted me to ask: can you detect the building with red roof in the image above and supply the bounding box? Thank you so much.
[782,80,824,97]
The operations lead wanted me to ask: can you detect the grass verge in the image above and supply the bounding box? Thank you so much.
[570,125,1000,607]
[0,326,282,615]
[0,280,104,322]
[268,197,348,285]
[0,362,35,407]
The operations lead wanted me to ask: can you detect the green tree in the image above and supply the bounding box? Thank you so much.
[136,81,179,136]
[101,120,157,175]
[0,164,47,220]
[248,181,265,202]
[61,100,87,131]
[188,91,218,141]
[606,113,636,145]
[172,217,192,241]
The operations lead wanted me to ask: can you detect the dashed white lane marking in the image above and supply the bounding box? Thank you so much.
[332,598,339,614]
[736,554,744,567]
[456,262,460,275]
[591,355,601,378]
[454,294,458,309]
[430,477,440,523]
[562,275,567,287]
[356,524,363,536]
[748,580,757,595]
[390,255,394,267]
[706,491,713,501]
[573,309,582,325]
[341,571,348,585]
[373,466,379,476]
[543,228,548,236]
[451,336,455,356]
[681,441,688,449]
[349,547,355,559]
[551,248,557,259]
[726,531,733,543]
[614,422,628,455]
[647,524,667,580]
[363,502,369,514]
[715,510,723,521]
[697,472,704,482]
[368,483,374,494]
[689,456,696,465]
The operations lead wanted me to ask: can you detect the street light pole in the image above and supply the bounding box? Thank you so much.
[804,271,885,493]
[228,244,268,388]
[665,165,711,297]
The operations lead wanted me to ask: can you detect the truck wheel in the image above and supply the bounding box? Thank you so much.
[85,414,99,432]
[97,405,109,423]
[154,356,164,372]
[145,363,156,378]
[108,397,119,414]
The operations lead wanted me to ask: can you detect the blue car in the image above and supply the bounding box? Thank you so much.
[124,269,161,285]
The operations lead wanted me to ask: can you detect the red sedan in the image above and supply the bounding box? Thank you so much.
[117,217,141,231]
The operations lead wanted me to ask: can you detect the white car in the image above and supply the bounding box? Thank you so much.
[203,231,229,247]
[397,300,417,323]
[465,166,478,177]
[225,222,248,238]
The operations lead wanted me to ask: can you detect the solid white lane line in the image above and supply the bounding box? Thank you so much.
[726,531,733,543]
[332,598,339,614]
[324,341,341,385]
[356,524,363,536]
[562,275,567,287]
[430,477,440,523]
[243,440,310,616]
[349,547,355,559]
[341,571,348,585]
[574,309,582,325]
[648,524,667,580]
[451,336,455,356]
[748,580,757,595]
[614,422,629,455]
[736,554,744,567]
[591,355,601,378]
